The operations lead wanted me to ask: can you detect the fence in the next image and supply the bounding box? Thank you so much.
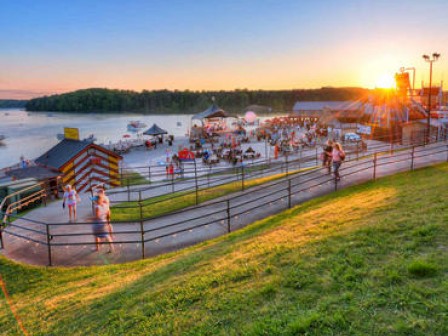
[1,136,447,266]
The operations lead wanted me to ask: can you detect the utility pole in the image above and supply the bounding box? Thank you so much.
[422,53,441,144]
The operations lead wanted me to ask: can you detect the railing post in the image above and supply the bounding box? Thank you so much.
[148,166,151,180]
[194,160,199,205]
[411,146,415,171]
[226,199,231,233]
[334,175,338,191]
[138,191,145,259]
[241,163,245,191]
[373,153,377,181]
[126,176,130,202]
[315,146,318,165]
[171,171,174,193]
[46,224,52,266]
[446,145,448,162]
[207,167,211,187]
[285,154,289,176]
[356,143,359,161]
[0,221,4,249]
[288,179,292,209]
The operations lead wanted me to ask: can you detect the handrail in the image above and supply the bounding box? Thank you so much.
[1,133,447,266]
[1,183,47,225]
[0,182,44,212]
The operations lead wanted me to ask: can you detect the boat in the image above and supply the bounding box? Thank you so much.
[83,134,97,142]
[127,121,147,132]
[0,135,5,144]
[176,121,182,128]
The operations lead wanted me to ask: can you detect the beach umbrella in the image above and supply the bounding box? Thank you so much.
[123,134,131,138]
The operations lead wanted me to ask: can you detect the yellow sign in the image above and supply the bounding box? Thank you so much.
[64,127,80,141]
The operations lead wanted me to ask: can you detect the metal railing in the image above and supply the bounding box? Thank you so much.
[1,133,447,266]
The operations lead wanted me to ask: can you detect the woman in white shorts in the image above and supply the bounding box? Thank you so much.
[63,185,80,222]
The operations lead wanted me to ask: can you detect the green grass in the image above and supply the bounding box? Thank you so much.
[121,172,151,186]
[112,167,312,221]
[1,164,448,335]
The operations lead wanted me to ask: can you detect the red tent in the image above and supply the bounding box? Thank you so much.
[178,148,195,161]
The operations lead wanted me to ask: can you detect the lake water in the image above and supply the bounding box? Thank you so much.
[0,109,194,169]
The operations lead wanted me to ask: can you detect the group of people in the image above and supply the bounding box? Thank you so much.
[321,140,346,180]
[62,184,114,253]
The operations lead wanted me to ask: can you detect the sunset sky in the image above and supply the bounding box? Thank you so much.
[1,0,447,99]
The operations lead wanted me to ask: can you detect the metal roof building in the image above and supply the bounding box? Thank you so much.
[292,101,364,114]
[192,103,229,121]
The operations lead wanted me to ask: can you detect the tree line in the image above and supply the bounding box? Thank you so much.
[25,87,370,114]
[0,100,27,108]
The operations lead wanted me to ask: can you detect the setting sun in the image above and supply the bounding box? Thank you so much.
[375,74,396,89]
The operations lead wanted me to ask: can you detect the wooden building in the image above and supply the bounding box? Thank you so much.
[35,139,122,192]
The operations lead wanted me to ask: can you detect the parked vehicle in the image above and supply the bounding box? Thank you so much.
[344,132,361,142]
[127,121,147,132]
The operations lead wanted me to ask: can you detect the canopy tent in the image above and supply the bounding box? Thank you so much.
[143,124,168,136]
[192,103,229,121]
[178,148,195,161]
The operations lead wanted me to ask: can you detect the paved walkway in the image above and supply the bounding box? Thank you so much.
[1,141,446,266]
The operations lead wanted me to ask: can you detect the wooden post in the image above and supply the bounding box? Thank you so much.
[411,146,415,170]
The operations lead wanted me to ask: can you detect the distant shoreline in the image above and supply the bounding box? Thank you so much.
[25,87,370,114]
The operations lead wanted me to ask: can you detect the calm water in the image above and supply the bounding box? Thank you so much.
[0,109,194,169]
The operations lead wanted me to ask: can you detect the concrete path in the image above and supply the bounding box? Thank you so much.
[2,141,446,266]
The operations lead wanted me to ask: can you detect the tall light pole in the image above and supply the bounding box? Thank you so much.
[422,53,441,144]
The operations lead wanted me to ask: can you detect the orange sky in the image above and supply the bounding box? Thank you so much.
[1,1,447,99]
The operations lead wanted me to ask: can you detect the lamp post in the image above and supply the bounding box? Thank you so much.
[422,53,441,144]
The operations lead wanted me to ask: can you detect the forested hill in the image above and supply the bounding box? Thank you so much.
[25,87,370,114]
[0,99,28,108]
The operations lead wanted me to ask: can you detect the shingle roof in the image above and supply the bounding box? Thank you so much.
[6,166,61,180]
[192,103,229,120]
[293,101,363,112]
[35,139,92,169]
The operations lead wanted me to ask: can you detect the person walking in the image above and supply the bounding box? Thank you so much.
[332,142,346,181]
[322,140,334,174]
[62,185,81,222]
[92,192,114,253]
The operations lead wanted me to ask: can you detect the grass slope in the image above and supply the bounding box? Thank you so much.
[1,164,447,335]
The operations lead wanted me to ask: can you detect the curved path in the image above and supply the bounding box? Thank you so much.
[1,141,447,266]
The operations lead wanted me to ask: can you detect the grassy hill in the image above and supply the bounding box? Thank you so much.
[1,164,447,335]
